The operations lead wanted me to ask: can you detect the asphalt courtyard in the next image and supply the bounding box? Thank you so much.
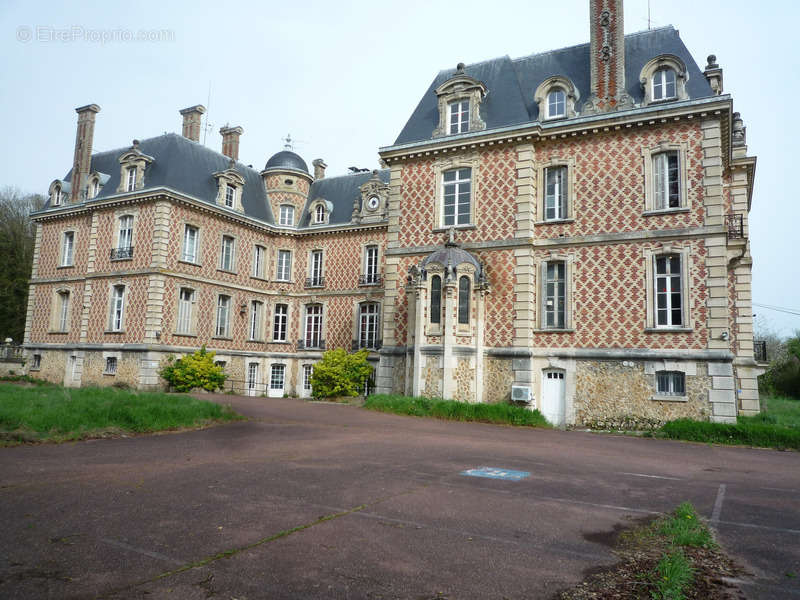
[1,395,799,599]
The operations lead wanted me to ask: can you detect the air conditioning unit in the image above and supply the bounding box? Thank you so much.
[511,385,532,403]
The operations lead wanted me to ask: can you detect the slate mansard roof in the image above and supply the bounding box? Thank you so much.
[49,133,389,229]
[393,26,714,146]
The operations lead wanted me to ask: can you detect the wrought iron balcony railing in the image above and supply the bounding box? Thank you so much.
[754,340,767,363]
[110,246,134,260]
[304,276,325,288]
[726,213,744,240]
[352,339,382,351]
[297,339,325,350]
[359,273,382,286]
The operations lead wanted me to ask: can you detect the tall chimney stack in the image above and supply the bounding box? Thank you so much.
[312,158,327,180]
[71,104,101,203]
[219,125,244,161]
[584,0,633,114]
[180,105,206,142]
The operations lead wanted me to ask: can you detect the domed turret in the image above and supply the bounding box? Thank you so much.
[264,150,308,174]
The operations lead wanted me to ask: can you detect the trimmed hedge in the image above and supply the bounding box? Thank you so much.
[660,418,800,450]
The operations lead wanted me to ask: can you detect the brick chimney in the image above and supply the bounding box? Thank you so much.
[179,105,206,142]
[71,104,101,203]
[219,125,244,161]
[312,158,327,180]
[584,0,633,114]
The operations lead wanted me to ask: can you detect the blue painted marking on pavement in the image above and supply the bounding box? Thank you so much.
[461,467,530,481]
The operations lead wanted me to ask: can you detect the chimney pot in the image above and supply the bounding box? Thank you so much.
[179,105,206,142]
[71,104,101,203]
[219,125,244,162]
[312,158,327,180]
[703,54,723,95]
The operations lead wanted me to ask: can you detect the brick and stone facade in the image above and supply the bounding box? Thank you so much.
[24,1,762,425]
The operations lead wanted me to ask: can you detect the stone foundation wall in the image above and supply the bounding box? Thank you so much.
[422,355,442,398]
[453,357,474,403]
[27,349,67,384]
[483,357,514,403]
[574,360,712,429]
[81,351,139,388]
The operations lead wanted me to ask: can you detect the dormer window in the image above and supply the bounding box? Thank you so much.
[224,184,236,208]
[89,178,100,199]
[213,166,245,212]
[547,89,566,119]
[53,186,62,206]
[448,100,470,134]
[652,67,677,101]
[116,143,153,194]
[126,167,137,192]
[315,204,325,224]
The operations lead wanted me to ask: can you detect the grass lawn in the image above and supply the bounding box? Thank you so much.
[0,382,241,444]
[363,394,549,427]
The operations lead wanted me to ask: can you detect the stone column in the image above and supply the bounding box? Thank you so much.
[474,286,486,402]
[441,279,457,400]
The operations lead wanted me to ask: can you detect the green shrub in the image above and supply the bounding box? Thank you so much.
[159,346,226,392]
[660,417,800,450]
[310,348,372,398]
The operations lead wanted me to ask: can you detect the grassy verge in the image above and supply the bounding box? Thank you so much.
[559,502,743,599]
[0,383,242,444]
[363,394,549,427]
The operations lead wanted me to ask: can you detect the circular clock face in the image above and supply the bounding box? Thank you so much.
[367,195,380,210]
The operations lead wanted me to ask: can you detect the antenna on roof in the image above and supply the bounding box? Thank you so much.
[202,81,213,146]
[283,133,294,150]
[647,0,651,30]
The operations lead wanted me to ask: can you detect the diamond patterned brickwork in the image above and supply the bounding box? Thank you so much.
[296,231,386,291]
[85,275,149,343]
[534,122,704,238]
[267,191,307,228]
[36,216,92,278]
[530,239,708,349]
[28,281,85,344]
[476,249,515,347]
[398,146,518,248]
[92,205,155,272]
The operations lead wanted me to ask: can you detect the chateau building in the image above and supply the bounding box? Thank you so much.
[24,0,761,426]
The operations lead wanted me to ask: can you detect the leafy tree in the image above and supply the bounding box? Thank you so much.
[159,346,226,392]
[310,348,373,398]
[0,187,45,343]
[757,323,800,399]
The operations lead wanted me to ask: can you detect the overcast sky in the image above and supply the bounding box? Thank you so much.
[1,0,797,336]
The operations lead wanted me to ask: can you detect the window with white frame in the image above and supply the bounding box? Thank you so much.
[276,249,292,281]
[104,357,117,375]
[182,225,198,263]
[279,204,295,226]
[57,291,70,332]
[653,151,680,209]
[61,231,74,266]
[309,250,323,286]
[250,300,264,341]
[219,235,235,271]
[656,371,685,396]
[126,167,137,192]
[363,245,379,284]
[543,261,566,329]
[655,254,683,327]
[430,275,442,325]
[117,215,133,251]
[544,166,568,221]
[442,168,472,227]
[270,363,286,391]
[109,285,125,331]
[314,204,326,224]
[458,276,471,325]
[546,89,566,119]
[53,186,63,206]
[176,287,195,334]
[302,364,313,391]
[304,304,322,348]
[224,184,236,208]
[247,362,259,394]
[448,100,470,134]
[90,179,100,199]
[252,245,265,278]
[652,68,677,101]
[358,302,380,349]
[273,303,288,342]
[215,295,231,337]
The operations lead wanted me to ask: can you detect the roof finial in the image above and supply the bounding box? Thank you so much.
[283,133,293,151]
[456,62,465,74]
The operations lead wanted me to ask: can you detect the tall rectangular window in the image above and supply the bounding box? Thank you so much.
[458,276,471,325]
[302,364,313,391]
[126,167,137,192]
[364,245,379,284]
[430,275,442,325]
[270,364,286,391]
[224,184,236,208]
[442,168,471,226]
[309,250,323,287]
[117,215,133,251]
[58,291,70,331]
[304,305,322,348]
[359,303,380,349]
[250,300,263,341]
[653,151,680,209]
[279,205,295,226]
[182,225,198,263]
[61,231,74,266]
[544,261,566,329]
[276,250,292,281]
[273,303,288,342]
[448,100,470,134]
[655,255,683,327]
[544,166,568,221]
[176,288,195,334]
[110,285,125,331]
[653,68,677,101]
[220,235,235,271]
[253,245,265,278]
[215,295,231,337]
[247,362,259,395]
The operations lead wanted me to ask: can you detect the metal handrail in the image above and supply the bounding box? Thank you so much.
[754,340,767,362]
[358,274,382,286]
[726,214,744,239]
[110,246,134,260]
[304,276,325,288]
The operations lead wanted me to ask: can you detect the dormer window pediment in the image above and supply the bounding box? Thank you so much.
[48,179,70,206]
[640,55,689,106]
[432,64,488,138]
[116,141,154,194]
[534,76,580,121]
[213,164,246,212]
[309,198,332,225]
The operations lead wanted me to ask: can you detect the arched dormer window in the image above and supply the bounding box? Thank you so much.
[534,76,580,121]
[315,204,325,224]
[212,163,246,212]
[640,55,689,105]
[116,141,154,194]
[432,63,488,138]
[309,199,332,225]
